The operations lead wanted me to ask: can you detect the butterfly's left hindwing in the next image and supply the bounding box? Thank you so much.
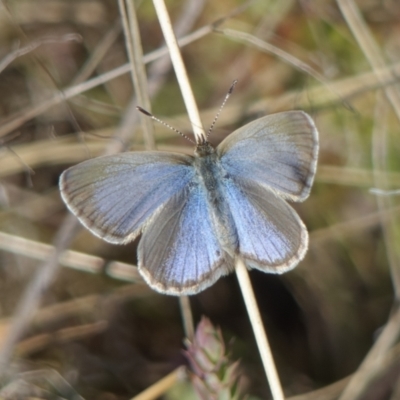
[138,181,230,295]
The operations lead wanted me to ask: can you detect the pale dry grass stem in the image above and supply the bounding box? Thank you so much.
[151,0,284,398]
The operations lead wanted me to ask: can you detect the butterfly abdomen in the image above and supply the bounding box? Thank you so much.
[193,149,239,257]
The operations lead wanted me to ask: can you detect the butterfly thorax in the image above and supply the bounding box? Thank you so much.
[193,142,221,201]
[193,142,238,258]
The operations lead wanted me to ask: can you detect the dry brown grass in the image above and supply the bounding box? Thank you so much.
[1,0,400,399]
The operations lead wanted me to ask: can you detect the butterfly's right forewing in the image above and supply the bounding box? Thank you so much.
[218,111,318,202]
[60,152,194,244]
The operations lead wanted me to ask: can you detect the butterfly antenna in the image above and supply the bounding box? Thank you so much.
[136,106,195,144]
[206,79,238,139]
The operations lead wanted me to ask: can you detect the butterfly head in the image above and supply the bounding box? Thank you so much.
[195,140,215,158]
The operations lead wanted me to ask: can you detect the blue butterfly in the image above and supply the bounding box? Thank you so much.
[60,108,318,295]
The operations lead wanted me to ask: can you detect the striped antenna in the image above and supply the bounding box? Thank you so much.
[136,106,195,144]
[206,80,238,139]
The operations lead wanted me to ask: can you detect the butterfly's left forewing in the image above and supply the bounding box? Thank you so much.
[60,152,194,244]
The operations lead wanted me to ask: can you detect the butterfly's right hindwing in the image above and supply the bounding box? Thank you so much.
[223,176,308,273]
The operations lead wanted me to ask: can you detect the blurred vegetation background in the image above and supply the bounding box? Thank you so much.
[1,0,400,399]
